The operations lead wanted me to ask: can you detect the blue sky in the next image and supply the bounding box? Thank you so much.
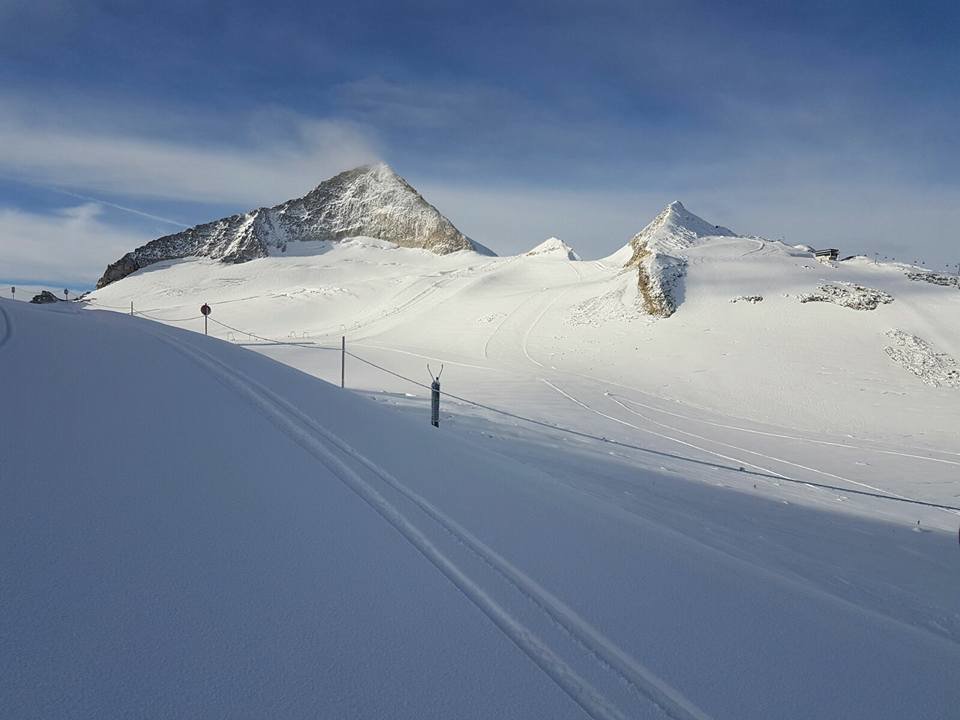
[1,0,958,289]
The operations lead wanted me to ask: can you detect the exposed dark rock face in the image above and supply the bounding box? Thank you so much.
[30,291,61,304]
[96,164,488,289]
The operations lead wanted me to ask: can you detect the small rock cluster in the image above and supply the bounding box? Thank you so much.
[799,283,893,310]
[884,330,959,388]
[905,271,959,289]
[729,295,763,304]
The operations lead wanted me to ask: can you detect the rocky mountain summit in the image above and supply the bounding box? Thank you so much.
[97,164,489,288]
[619,201,738,318]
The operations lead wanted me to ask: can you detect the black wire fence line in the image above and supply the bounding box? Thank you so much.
[79,299,960,515]
[208,317,338,350]
[344,350,960,514]
[133,310,204,323]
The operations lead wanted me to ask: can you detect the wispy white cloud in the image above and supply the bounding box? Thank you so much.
[47,188,187,227]
[0,96,381,207]
[0,203,150,285]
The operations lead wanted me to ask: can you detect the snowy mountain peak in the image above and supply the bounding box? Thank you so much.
[639,201,736,253]
[525,237,581,260]
[608,202,739,318]
[97,165,491,288]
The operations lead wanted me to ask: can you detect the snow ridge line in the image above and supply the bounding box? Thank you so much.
[147,332,633,720]
[0,302,12,349]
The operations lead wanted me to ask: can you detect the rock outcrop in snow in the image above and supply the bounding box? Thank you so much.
[619,201,736,318]
[525,237,581,260]
[799,283,893,310]
[97,164,488,288]
[906,270,960,289]
[884,330,960,387]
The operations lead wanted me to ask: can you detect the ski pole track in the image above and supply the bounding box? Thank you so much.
[147,327,711,720]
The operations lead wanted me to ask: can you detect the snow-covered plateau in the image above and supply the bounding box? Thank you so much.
[4,194,960,718]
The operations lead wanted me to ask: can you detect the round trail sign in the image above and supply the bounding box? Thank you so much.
[200,303,212,316]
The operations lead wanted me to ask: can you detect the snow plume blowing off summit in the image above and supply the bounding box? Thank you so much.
[96,164,493,289]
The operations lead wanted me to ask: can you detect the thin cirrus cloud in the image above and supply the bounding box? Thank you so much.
[0,203,150,285]
[0,100,381,208]
[0,97,383,285]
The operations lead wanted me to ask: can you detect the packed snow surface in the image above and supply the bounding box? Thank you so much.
[6,219,960,718]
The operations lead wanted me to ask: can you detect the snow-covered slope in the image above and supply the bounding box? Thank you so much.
[86,232,960,464]
[97,163,490,288]
[5,289,960,719]
[526,237,581,260]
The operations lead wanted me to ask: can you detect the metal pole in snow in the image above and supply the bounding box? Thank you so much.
[431,379,440,428]
[130,301,134,316]
[428,363,443,428]
[341,336,346,388]
[10,286,14,300]
[204,314,208,336]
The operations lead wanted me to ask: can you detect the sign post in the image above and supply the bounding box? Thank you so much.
[10,286,14,300]
[341,336,346,388]
[64,288,69,301]
[200,303,211,335]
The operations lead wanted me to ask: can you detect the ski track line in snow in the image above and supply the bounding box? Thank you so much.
[149,328,712,720]
[0,303,12,349]
[541,379,791,485]
[608,393,960,467]
[603,393,949,510]
[482,257,571,361]
[541,379,960,516]
[350,342,503,373]
[482,295,530,360]
[522,286,572,369]
[334,258,506,340]
[545,363,960,461]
